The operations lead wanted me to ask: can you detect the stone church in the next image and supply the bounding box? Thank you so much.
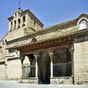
[0,7,88,84]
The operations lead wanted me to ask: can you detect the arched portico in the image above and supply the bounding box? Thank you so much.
[16,35,74,84]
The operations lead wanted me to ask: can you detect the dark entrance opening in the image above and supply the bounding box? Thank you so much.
[53,47,72,77]
[22,54,36,78]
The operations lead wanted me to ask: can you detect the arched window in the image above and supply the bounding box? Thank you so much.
[23,16,25,22]
[79,20,87,30]
[22,16,26,26]
[53,47,72,77]
[31,38,37,43]
[14,20,16,29]
[18,18,21,28]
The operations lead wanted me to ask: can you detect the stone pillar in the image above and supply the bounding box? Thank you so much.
[49,52,53,78]
[70,45,74,84]
[26,14,29,28]
[34,54,38,78]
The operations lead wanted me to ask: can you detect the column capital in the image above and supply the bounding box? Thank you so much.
[49,52,53,59]
[34,54,38,59]
[49,52,53,54]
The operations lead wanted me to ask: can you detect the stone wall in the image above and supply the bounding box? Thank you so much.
[0,41,5,60]
[5,28,25,41]
[21,77,72,84]
[6,26,77,49]
[73,33,88,84]
[36,26,77,42]
[7,10,43,41]
[6,58,22,80]
[0,48,3,59]
[51,77,72,84]
[0,62,6,79]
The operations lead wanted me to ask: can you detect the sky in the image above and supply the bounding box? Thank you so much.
[0,0,88,40]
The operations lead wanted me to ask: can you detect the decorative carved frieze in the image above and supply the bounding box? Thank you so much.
[16,35,72,54]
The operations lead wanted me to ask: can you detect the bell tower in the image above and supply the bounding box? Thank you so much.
[8,1,44,34]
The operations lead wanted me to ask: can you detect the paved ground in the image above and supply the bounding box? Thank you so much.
[0,80,88,88]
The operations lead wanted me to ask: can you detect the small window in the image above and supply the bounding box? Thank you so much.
[14,20,16,29]
[18,18,21,28]
[18,18,21,24]
[23,16,26,22]
[34,21,36,29]
[8,49,15,53]
[22,16,26,26]
[79,20,87,30]
[2,40,5,45]
[5,39,7,44]
[31,38,37,43]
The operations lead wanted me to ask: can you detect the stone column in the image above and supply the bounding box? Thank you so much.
[26,14,29,28]
[34,54,38,78]
[49,52,53,78]
[70,45,74,84]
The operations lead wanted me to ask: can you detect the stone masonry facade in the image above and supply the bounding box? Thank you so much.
[0,8,88,84]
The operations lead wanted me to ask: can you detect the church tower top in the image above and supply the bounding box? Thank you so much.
[8,1,44,32]
[18,0,21,10]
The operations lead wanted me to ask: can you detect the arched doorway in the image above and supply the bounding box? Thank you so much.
[22,54,36,78]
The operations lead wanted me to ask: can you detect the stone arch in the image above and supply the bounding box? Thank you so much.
[53,47,72,77]
[23,56,30,66]
[77,17,88,30]
[22,54,36,78]
[31,38,37,43]
[27,54,36,77]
